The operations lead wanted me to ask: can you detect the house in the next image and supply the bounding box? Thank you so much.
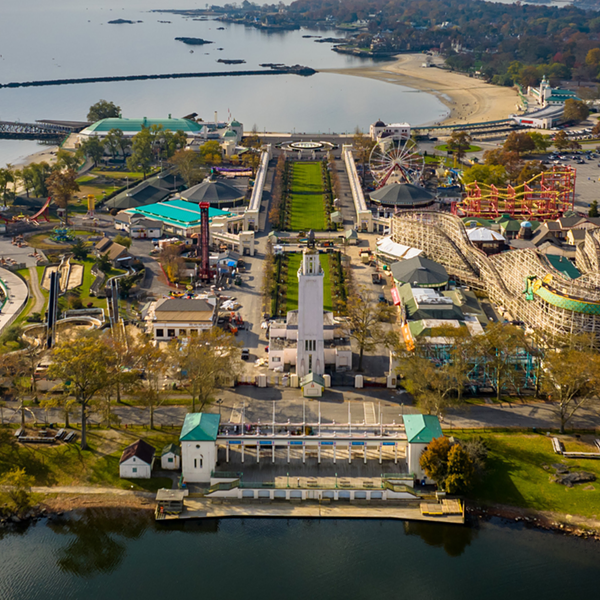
[119,439,156,479]
[403,414,443,483]
[147,296,218,341]
[115,212,163,239]
[93,237,133,267]
[180,413,221,483]
[301,372,325,397]
[161,443,181,470]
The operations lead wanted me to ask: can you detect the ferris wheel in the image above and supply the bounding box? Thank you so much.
[369,138,424,187]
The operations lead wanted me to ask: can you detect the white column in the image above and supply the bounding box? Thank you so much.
[226,444,229,463]
[363,445,367,464]
[394,443,398,465]
[333,444,336,464]
[302,443,306,464]
[379,443,382,465]
[287,444,290,464]
[348,443,352,464]
[272,444,275,463]
[318,444,321,464]
[241,443,245,463]
[257,444,260,463]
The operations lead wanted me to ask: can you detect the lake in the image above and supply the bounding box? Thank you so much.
[0,0,449,167]
[0,510,599,600]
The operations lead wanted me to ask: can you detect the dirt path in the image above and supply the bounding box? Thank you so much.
[28,266,45,314]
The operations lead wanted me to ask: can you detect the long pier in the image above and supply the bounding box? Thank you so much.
[0,67,316,90]
[0,120,86,141]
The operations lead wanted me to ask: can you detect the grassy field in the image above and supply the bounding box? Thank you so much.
[460,432,600,519]
[0,426,174,493]
[285,253,333,312]
[288,162,327,231]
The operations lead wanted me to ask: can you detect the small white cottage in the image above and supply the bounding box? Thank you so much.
[180,413,220,483]
[301,372,325,398]
[119,439,156,479]
[161,443,181,470]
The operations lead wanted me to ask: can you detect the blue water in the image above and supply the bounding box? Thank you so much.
[0,511,598,600]
[0,0,449,167]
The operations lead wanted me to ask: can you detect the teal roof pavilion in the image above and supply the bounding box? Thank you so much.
[403,414,443,444]
[180,413,221,442]
[81,117,203,136]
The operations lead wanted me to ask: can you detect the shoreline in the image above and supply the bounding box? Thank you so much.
[320,54,520,127]
[2,493,599,543]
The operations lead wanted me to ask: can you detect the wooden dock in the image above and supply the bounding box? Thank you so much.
[156,498,465,525]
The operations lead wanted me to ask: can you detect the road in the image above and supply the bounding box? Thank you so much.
[3,389,599,432]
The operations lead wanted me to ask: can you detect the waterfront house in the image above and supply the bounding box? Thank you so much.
[119,439,156,479]
[403,414,443,483]
[180,413,221,483]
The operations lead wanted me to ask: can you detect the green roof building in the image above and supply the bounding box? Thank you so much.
[403,414,443,443]
[80,117,204,138]
[180,413,221,442]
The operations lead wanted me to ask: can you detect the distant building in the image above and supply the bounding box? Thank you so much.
[146,297,218,341]
[93,237,133,267]
[161,443,181,470]
[369,120,411,141]
[119,439,156,479]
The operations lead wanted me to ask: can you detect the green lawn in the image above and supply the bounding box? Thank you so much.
[288,162,327,231]
[285,253,333,312]
[461,433,600,519]
[0,427,174,493]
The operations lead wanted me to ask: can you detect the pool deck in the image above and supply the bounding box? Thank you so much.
[158,498,465,525]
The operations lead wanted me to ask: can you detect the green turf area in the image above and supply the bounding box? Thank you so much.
[0,427,174,492]
[435,144,482,153]
[285,253,333,312]
[288,162,327,231]
[461,432,600,519]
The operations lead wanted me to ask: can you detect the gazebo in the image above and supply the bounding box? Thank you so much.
[369,183,435,209]
[178,178,246,209]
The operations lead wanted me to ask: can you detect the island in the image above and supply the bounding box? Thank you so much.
[217,59,246,65]
[108,19,142,25]
[175,37,213,46]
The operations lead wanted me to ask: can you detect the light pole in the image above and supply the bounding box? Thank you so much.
[216,398,223,419]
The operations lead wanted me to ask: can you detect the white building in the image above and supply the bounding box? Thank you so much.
[145,297,218,341]
[180,413,220,483]
[370,120,411,141]
[403,414,443,483]
[119,439,156,479]
[161,443,181,470]
[268,248,352,374]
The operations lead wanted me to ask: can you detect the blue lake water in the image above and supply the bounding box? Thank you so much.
[0,511,599,600]
[0,0,449,167]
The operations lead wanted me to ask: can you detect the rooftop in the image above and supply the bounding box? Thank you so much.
[82,117,203,135]
[403,414,443,444]
[119,439,156,464]
[391,256,448,288]
[180,413,221,442]
[125,200,232,229]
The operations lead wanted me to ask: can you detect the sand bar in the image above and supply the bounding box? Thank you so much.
[321,54,520,126]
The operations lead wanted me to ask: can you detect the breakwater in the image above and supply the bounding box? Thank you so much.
[0,66,317,89]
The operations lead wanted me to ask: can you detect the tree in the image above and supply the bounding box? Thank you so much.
[113,234,132,249]
[95,252,112,275]
[47,335,111,450]
[87,99,121,122]
[516,160,545,185]
[199,140,223,165]
[40,389,77,428]
[241,151,260,174]
[586,48,600,68]
[103,128,128,162]
[503,131,536,156]
[563,98,590,123]
[79,135,105,167]
[472,323,528,402]
[0,166,16,207]
[461,164,508,187]
[132,338,168,429]
[589,199,599,217]
[0,468,35,515]
[70,238,88,261]
[18,165,35,198]
[341,286,393,371]
[169,328,241,413]
[127,128,153,179]
[54,149,80,171]
[527,131,552,153]
[29,162,53,198]
[592,121,600,137]
[541,342,600,433]
[518,65,540,88]
[159,244,185,282]
[46,168,80,224]
[553,130,571,151]
[419,437,476,494]
[169,149,204,187]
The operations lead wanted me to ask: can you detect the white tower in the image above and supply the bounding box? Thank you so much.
[296,247,325,377]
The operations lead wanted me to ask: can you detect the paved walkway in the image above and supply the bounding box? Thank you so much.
[0,266,29,333]
[28,266,44,314]
[165,498,464,524]
[31,485,155,498]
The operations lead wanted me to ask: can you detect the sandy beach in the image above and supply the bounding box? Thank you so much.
[321,54,520,126]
